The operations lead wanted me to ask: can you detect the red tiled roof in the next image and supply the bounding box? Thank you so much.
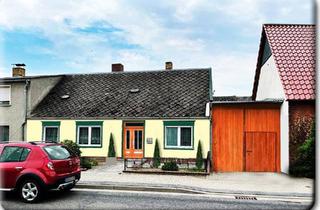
[252,24,316,100]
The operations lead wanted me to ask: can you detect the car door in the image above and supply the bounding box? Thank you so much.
[0,146,30,188]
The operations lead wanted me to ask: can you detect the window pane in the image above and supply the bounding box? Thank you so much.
[138,130,142,149]
[45,127,58,142]
[0,146,23,162]
[166,127,177,146]
[134,130,143,150]
[44,145,71,160]
[134,131,138,149]
[0,86,10,104]
[0,126,9,142]
[20,148,31,161]
[126,130,130,149]
[91,127,101,145]
[181,127,192,147]
[79,127,89,144]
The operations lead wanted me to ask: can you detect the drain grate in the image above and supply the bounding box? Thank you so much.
[235,196,257,200]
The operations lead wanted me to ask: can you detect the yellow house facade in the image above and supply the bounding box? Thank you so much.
[26,119,210,160]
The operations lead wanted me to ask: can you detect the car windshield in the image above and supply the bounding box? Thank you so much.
[43,145,73,160]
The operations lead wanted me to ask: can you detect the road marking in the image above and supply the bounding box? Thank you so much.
[72,188,313,204]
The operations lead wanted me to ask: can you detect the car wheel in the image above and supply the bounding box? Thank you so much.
[19,179,43,203]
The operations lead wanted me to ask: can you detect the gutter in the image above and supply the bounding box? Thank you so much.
[22,79,30,141]
[27,116,211,120]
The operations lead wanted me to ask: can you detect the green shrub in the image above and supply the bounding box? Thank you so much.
[196,140,203,169]
[290,121,315,178]
[108,133,116,157]
[153,139,161,168]
[80,157,92,169]
[289,116,313,164]
[189,167,205,172]
[80,158,98,169]
[90,159,98,166]
[162,161,179,171]
[61,140,81,157]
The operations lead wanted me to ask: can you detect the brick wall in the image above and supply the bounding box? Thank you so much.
[289,100,315,165]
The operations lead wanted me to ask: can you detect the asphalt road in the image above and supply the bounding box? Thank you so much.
[1,189,313,210]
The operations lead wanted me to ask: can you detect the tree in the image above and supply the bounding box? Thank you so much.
[196,140,203,170]
[153,139,161,168]
[289,115,314,164]
[290,121,315,178]
[108,133,116,157]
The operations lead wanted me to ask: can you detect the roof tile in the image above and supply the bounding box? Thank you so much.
[264,24,315,100]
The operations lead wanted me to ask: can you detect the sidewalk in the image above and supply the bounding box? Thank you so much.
[77,160,314,198]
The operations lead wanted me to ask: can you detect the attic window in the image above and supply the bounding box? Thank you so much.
[60,94,70,99]
[129,89,140,93]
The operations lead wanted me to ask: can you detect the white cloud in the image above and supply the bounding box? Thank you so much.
[0,0,313,94]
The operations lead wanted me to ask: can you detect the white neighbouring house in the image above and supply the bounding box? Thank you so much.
[252,24,316,173]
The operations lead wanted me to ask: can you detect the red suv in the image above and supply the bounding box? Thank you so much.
[0,141,81,203]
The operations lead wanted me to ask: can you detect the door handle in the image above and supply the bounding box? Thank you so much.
[15,166,23,171]
[246,150,252,153]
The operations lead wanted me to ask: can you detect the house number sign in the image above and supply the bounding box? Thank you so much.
[147,138,153,144]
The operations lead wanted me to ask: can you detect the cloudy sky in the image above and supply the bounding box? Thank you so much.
[0,0,313,95]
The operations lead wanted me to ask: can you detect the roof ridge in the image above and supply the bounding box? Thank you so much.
[263,23,315,27]
[1,67,212,79]
[61,67,212,77]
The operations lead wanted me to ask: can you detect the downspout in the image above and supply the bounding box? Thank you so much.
[22,79,30,141]
[207,67,214,172]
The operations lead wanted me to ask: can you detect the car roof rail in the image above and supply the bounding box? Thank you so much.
[29,141,57,145]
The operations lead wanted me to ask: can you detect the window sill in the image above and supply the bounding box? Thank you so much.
[0,104,11,107]
[79,145,102,148]
[164,147,194,150]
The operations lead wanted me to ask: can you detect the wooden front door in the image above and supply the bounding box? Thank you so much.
[245,132,277,172]
[123,126,143,159]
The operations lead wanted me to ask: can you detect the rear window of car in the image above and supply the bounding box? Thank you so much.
[43,145,73,160]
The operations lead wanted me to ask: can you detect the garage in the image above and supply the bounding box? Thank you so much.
[211,99,281,172]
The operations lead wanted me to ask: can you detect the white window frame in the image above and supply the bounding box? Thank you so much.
[164,126,193,149]
[0,85,11,105]
[77,126,102,147]
[43,126,60,142]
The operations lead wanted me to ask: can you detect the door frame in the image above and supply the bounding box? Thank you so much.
[122,121,145,159]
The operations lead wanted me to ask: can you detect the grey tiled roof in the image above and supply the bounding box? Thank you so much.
[211,96,282,104]
[30,68,211,118]
[212,96,252,102]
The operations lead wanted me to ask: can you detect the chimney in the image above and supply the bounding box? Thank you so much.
[165,61,173,70]
[12,64,26,77]
[112,63,124,72]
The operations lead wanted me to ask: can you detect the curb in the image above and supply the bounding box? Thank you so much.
[75,184,202,194]
[75,182,314,199]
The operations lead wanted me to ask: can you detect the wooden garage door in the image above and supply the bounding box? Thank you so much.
[245,132,277,172]
[212,107,244,172]
[212,105,280,172]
